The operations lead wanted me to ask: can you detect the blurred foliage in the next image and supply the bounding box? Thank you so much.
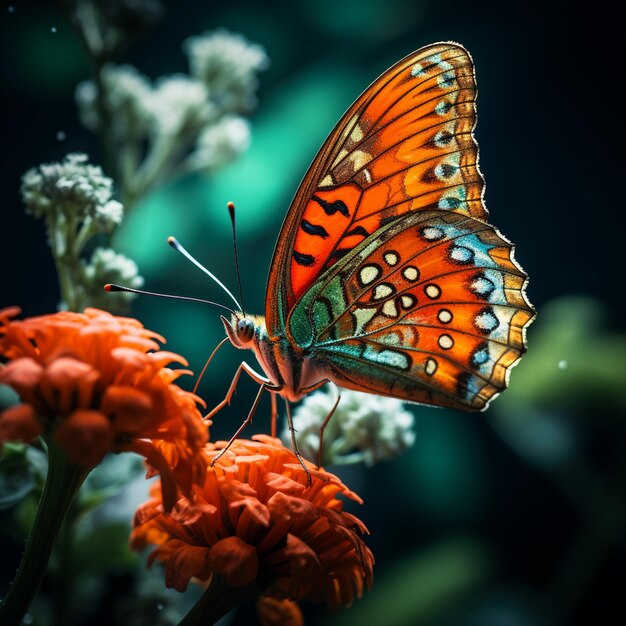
[496,296,626,413]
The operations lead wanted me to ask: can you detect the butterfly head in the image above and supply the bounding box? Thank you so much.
[221,313,264,348]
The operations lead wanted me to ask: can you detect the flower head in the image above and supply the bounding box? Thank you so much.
[76,65,154,139]
[183,29,269,112]
[21,153,122,230]
[131,435,374,615]
[0,307,208,508]
[78,247,144,314]
[284,388,416,467]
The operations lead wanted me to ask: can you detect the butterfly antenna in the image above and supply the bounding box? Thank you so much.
[167,236,243,312]
[193,337,229,395]
[227,201,246,317]
[104,284,234,315]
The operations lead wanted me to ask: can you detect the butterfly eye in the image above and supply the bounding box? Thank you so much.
[236,318,255,343]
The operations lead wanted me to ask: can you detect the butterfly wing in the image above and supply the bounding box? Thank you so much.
[266,42,485,336]
[286,209,534,411]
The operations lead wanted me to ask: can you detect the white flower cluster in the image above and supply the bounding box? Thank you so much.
[75,29,267,203]
[20,154,141,313]
[76,65,153,139]
[78,247,144,313]
[284,388,416,467]
[21,153,123,231]
[184,28,269,112]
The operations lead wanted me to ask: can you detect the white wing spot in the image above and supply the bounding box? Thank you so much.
[475,309,499,332]
[403,266,419,281]
[350,124,364,142]
[364,346,410,370]
[438,334,454,349]
[435,100,452,116]
[425,357,438,376]
[438,309,453,323]
[411,63,426,77]
[374,283,395,300]
[401,295,416,309]
[353,307,377,335]
[363,168,372,183]
[360,265,380,285]
[382,300,398,317]
[425,284,441,299]
[384,251,399,266]
[422,226,444,241]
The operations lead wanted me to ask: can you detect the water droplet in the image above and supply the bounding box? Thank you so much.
[156,602,164,611]
[51,26,57,33]
[558,360,568,370]
[56,131,66,141]
[22,615,33,625]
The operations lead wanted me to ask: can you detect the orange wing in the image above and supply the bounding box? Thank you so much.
[266,42,485,336]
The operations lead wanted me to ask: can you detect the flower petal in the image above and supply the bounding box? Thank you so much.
[257,596,303,626]
[209,536,258,587]
[54,409,113,467]
[0,404,42,443]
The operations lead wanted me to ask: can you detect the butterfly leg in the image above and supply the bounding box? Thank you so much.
[270,392,278,438]
[284,399,312,487]
[211,383,267,467]
[205,361,272,423]
[318,384,342,468]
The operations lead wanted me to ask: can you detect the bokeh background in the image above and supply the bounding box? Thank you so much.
[2,1,625,625]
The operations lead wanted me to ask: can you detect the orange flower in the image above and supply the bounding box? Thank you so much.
[131,435,374,619]
[0,307,208,508]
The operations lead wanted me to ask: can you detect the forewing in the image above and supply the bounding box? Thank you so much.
[266,42,485,336]
[287,210,534,411]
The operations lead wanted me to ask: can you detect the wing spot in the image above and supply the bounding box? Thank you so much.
[438,308,453,323]
[425,284,441,299]
[435,100,453,116]
[449,244,475,264]
[469,273,496,299]
[384,251,399,266]
[403,266,420,281]
[420,226,445,241]
[433,130,454,147]
[401,295,416,309]
[474,307,500,334]
[359,264,381,286]
[373,283,395,300]
[435,162,459,180]
[301,219,329,239]
[438,334,454,349]
[470,342,490,369]
[293,250,315,266]
[425,357,438,376]
[382,300,398,317]
[312,195,350,217]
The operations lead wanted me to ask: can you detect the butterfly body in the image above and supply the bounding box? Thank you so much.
[222,313,328,403]
[221,42,534,417]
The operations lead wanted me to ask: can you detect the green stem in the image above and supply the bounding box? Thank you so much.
[0,442,87,626]
[178,576,261,626]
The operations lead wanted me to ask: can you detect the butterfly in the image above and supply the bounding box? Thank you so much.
[207,42,534,469]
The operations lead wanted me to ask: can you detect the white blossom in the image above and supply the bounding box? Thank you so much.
[183,29,268,112]
[75,65,153,139]
[21,153,120,225]
[78,247,144,313]
[187,115,251,171]
[149,74,214,135]
[284,388,416,467]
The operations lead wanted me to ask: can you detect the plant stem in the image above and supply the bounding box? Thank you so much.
[0,442,87,626]
[178,576,260,626]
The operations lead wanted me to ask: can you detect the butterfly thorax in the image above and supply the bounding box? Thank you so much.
[221,313,327,402]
